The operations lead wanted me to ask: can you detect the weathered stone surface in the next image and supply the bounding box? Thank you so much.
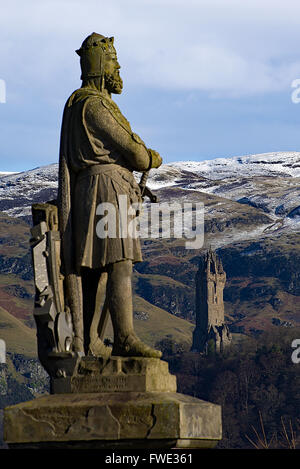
[51,356,177,393]
[4,391,221,449]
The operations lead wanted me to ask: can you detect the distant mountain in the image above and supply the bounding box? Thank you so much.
[170,151,300,179]
[0,165,58,219]
[0,151,299,243]
[1,152,299,450]
[0,151,299,340]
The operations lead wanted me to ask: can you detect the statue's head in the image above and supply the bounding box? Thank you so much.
[76,32,123,94]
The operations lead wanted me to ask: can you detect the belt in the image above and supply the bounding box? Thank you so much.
[76,163,131,182]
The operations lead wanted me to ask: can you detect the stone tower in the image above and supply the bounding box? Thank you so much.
[192,249,231,354]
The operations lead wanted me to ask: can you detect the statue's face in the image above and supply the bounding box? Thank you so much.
[104,49,123,94]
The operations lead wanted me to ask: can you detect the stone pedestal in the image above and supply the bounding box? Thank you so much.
[4,357,222,449]
[51,356,177,394]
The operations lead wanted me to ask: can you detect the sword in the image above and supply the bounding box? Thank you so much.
[139,170,158,203]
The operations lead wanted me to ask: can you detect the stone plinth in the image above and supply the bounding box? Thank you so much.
[4,357,222,449]
[51,356,177,394]
[4,391,222,449]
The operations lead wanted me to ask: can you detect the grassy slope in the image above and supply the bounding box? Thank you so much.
[0,212,30,257]
[0,274,34,325]
[133,295,194,348]
[0,204,299,351]
[89,294,195,349]
[0,306,37,357]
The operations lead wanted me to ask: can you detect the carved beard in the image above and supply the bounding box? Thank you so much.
[105,70,123,94]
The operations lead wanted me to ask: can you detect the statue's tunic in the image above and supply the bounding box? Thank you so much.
[58,88,150,274]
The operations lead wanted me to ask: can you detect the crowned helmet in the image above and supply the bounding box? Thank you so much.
[76,32,115,81]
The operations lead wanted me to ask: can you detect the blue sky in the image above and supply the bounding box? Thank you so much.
[1,0,300,171]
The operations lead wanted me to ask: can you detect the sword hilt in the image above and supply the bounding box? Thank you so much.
[139,170,149,196]
[139,170,158,203]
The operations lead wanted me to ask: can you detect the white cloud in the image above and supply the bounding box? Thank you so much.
[2,0,300,98]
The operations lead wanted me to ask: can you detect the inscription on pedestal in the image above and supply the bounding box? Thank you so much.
[98,376,127,391]
[51,357,177,394]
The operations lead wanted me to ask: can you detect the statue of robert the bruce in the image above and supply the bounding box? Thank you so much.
[58,32,162,358]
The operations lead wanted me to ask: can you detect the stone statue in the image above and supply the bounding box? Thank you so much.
[58,33,162,358]
[6,34,222,448]
[30,33,162,376]
[58,32,162,360]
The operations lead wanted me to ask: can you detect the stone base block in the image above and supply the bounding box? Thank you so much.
[51,356,177,394]
[4,392,222,449]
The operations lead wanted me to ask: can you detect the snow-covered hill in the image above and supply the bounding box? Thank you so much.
[0,152,299,336]
[0,165,58,218]
[170,151,300,179]
[0,152,299,240]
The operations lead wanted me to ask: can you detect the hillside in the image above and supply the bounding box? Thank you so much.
[0,151,299,348]
[0,151,299,449]
[0,305,36,357]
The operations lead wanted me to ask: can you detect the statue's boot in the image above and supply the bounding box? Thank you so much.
[108,259,162,358]
[89,337,112,359]
[112,333,162,358]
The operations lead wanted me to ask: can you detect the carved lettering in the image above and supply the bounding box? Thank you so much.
[98,376,127,390]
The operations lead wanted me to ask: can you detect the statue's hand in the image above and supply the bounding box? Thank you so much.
[148,149,162,169]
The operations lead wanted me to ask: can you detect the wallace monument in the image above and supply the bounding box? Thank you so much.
[4,33,222,449]
[192,249,232,354]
